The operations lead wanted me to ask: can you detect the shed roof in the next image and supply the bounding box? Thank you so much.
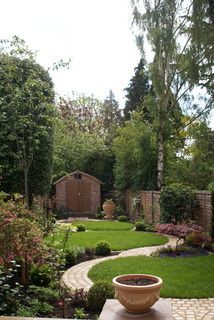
[53,170,103,185]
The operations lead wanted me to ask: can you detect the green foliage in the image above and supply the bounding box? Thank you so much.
[28,285,60,302]
[152,246,205,257]
[160,183,196,223]
[96,211,105,220]
[0,262,23,315]
[124,59,152,120]
[76,224,86,232]
[0,36,55,204]
[73,308,88,319]
[53,94,117,193]
[95,241,111,256]
[84,247,95,259]
[87,281,114,311]
[135,221,147,231]
[113,112,157,191]
[17,299,54,317]
[208,181,214,192]
[135,220,154,232]
[118,215,128,222]
[30,264,56,287]
[64,249,77,267]
[115,206,125,216]
[166,122,214,190]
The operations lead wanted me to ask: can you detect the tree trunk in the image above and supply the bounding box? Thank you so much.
[24,167,29,208]
[157,129,164,190]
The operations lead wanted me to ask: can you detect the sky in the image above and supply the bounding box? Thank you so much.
[1,0,213,127]
[1,0,141,108]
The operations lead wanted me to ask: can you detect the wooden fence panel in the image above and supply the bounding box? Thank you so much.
[126,190,213,234]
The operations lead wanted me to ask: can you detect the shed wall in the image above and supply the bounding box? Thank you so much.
[55,173,101,214]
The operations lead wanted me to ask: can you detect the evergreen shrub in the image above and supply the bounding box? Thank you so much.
[160,183,196,223]
[118,215,128,222]
[95,241,111,256]
[87,281,114,311]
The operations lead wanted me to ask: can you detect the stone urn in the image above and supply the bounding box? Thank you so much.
[112,274,163,313]
[102,199,116,220]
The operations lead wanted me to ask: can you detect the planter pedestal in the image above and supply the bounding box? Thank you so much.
[99,299,173,320]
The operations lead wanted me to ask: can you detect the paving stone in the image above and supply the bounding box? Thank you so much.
[99,299,173,320]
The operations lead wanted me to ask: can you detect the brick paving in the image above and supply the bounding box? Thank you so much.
[61,235,214,319]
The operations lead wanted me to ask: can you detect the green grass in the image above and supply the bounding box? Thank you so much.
[46,230,167,251]
[88,254,214,298]
[71,220,134,231]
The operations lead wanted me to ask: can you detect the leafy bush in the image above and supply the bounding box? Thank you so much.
[85,247,95,259]
[0,262,23,315]
[28,285,60,302]
[17,299,54,317]
[118,215,128,222]
[70,288,88,308]
[95,241,111,256]
[96,211,105,220]
[64,249,76,267]
[135,220,147,231]
[145,223,155,232]
[135,220,154,232]
[96,207,105,220]
[54,206,74,220]
[115,206,125,216]
[152,245,204,257]
[207,181,214,192]
[76,224,86,232]
[160,183,196,223]
[73,308,88,319]
[186,231,211,248]
[87,281,114,311]
[30,264,56,287]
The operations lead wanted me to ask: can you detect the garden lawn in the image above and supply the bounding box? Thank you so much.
[88,254,214,298]
[71,220,134,231]
[46,229,167,251]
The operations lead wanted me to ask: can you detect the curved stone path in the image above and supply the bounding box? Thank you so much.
[61,235,177,290]
[61,235,214,319]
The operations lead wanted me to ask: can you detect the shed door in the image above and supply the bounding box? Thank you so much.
[66,180,91,213]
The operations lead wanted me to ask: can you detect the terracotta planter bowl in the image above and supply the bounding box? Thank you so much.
[112,274,163,313]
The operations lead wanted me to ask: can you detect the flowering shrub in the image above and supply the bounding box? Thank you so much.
[155,223,211,248]
[155,223,204,238]
[0,201,46,283]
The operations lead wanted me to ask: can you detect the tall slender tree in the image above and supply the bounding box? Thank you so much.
[131,0,213,189]
[0,37,55,206]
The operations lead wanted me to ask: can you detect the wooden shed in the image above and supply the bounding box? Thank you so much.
[53,170,102,215]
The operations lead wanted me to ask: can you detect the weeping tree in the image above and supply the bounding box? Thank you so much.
[131,0,214,189]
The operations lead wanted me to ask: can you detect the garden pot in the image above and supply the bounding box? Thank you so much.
[102,201,116,220]
[112,274,163,313]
